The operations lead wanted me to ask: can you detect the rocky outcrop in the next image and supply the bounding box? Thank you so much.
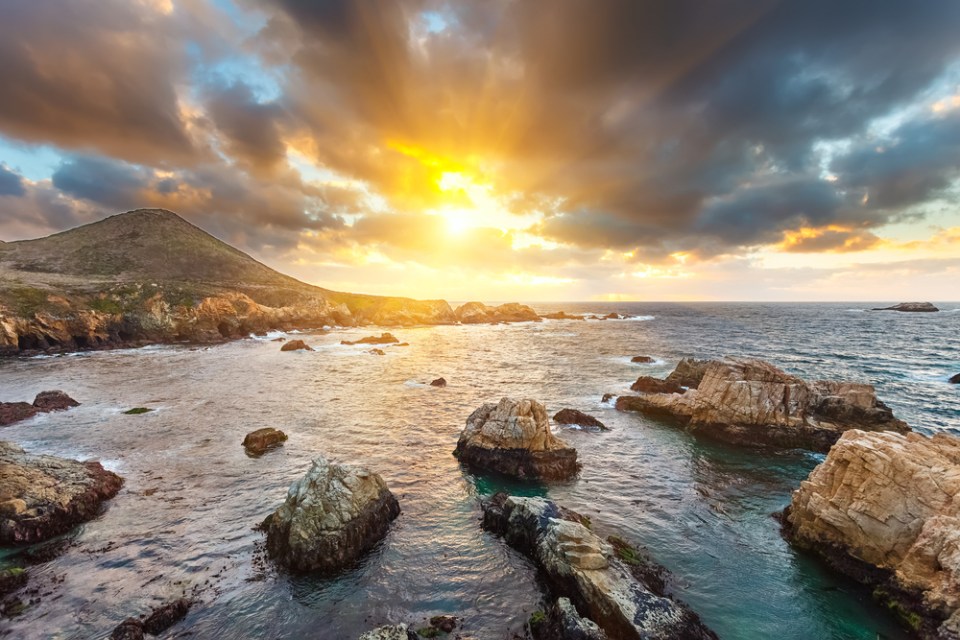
[341,333,399,346]
[346,298,456,326]
[629,377,684,394]
[110,599,192,639]
[784,430,960,639]
[871,302,940,312]
[531,597,608,640]
[482,494,717,640]
[949,373,960,384]
[429,377,447,387]
[242,428,288,456]
[630,355,654,363]
[263,456,400,574]
[453,398,580,480]
[358,625,419,640]
[553,409,608,431]
[280,339,313,352]
[544,311,587,321]
[0,441,123,544]
[664,358,710,389]
[0,390,80,427]
[616,358,909,452]
[454,302,541,324]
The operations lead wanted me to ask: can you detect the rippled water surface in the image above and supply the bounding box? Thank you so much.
[1,302,958,639]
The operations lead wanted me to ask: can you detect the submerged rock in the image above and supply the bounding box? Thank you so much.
[871,302,939,312]
[242,428,288,456]
[630,355,654,363]
[482,493,717,640]
[109,599,192,640]
[616,358,909,452]
[358,624,419,640]
[784,430,960,639]
[0,403,38,428]
[454,302,541,324]
[369,348,386,356]
[0,441,122,544]
[341,333,399,346]
[0,391,80,427]
[280,339,313,352]
[553,408,608,431]
[543,311,587,321]
[429,377,447,387]
[454,398,580,481]
[263,455,400,574]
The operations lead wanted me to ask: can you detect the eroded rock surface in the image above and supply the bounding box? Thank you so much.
[242,428,288,456]
[616,358,908,451]
[531,597,608,640]
[0,442,122,544]
[263,456,400,573]
[454,398,580,480]
[482,494,717,640]
[785,430,960,638]
[454,302,541,324]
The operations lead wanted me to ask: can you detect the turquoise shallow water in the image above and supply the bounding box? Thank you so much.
[0,302,957,639]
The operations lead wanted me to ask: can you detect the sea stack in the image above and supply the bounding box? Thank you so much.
[871,302,940,312]
[454,398,580,480]
[263,456,400,574]
[784,430,960,638]
[616,357,908,452]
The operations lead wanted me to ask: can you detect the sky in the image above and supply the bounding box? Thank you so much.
[0,0,959,302]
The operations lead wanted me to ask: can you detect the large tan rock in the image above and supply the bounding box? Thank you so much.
[454,302,541,324]
[263,456,400,574]
[453,398,580,480]
[785,430,960,638]
[616,358,908,451]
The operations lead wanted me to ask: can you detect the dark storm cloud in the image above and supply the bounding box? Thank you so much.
[52,156,151,210]
[0,165,26,198]
[205,82,289,173]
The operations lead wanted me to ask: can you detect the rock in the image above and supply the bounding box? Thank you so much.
[242,428,288,455]
[31,390,79,411]
[358,624,419,640]
[949,373,960,384]
[454,302,541,324]
[110,619,145,640]
[871,302,940,312]
[553,409,608,431]
[0,441,123,544]
[531,598,608,640]
[543,311,587,321]
[369,348,386,356]
[601,393,615,403]
[630,355,654,363]
[263,455,400,573]
[0,403,38,427]
[271,337,286,342]
[604,313,622,320]
[664,358,710,389]
[341,333,399,346]
[110,599,191,640]
[629,376,684,394]
[280,339,313,352]
[453,398,580,481]
[123,407,152,415]
[429,377,447,387]
[482,494,717,640]
[784,430,960,639]
[616,358,909,452]
[428,615,458,633]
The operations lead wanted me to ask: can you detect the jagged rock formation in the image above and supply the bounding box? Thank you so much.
[784,430,960,639]
[454,301,541,324]
[0,390,80,427]
[454,398,580,480]
[0,441,123,544]
[482,494,717,640]
[263,456,400,574]
[664,357,711,388]
[0,209,456,355]
[871,302,940,312]
[242,428,288,456]
[616,357,909,451]
[553,408,608,431]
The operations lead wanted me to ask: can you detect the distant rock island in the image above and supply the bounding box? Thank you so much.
[871,302,939,312]
[0,209,549,355]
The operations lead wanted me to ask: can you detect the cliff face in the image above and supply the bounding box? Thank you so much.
[785,430,960,638]
[0,209,457,354]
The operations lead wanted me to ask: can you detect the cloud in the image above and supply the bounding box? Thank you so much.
[0,164,26,197]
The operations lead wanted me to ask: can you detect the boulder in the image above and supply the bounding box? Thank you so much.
[358,625,419,640]
[429,377,447,387]
[32,390,80,411]
[630,355,654,363]
[784,430,960,639]
[482,494,717,640]
[0,403,38,427]
[453,398,580,481]
[109,599,191,640]
[629,377,684,394]
[454,302,541,324]
[553,409,608,431]
[949,373,960,384]
[242,428,288,456]
[369,348,386,356]
[280,339,313,352]
[0,441,123,544]
[871,302,940,312]
[616,358,909,452]
[263,455,400,573]
[341,333,399,346]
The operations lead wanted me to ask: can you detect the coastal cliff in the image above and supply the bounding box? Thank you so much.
[0,209,460,354]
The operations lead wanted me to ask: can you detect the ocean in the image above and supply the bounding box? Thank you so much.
[1,302,957,639]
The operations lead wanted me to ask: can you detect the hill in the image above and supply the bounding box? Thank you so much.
[0,209,456,353]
